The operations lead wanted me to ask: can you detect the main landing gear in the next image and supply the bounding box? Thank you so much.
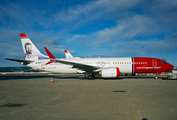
[86,73,95,80]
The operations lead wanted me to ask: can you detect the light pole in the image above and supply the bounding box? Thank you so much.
[163,40,165,60]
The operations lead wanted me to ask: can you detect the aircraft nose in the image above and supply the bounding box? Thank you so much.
[167,63,174,71]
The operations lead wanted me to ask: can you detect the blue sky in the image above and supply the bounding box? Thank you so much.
[0,0,177,67]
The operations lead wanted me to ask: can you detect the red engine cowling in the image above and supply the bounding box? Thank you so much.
[101,67,120,78]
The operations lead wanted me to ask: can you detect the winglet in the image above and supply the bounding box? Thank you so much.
[44,47,56,59]
[20,33,28,38]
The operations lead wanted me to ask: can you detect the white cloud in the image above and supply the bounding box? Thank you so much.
[43,39,62,45]
[66,34,86,42]
[55,0,142,24]
[86,15,159,48]
[144,0,177,29]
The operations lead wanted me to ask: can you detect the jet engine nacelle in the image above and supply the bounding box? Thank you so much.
[101,67,120,78]
[77,70,85,74]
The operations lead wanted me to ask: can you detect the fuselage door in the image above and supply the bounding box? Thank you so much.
[41,61,45,69]
[152,59,157,67]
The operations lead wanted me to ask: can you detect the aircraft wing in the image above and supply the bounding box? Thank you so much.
[4,58,34,65]
[56,59,100,73]
[44,47,100,73]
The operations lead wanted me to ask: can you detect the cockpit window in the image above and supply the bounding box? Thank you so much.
[161,61,167,64]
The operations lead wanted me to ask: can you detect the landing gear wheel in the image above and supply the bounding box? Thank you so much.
[154,76,158,79]
[87,75,92,79]
[87,73,95,80]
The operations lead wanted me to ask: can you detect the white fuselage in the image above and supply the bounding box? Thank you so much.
[27,57,133,74]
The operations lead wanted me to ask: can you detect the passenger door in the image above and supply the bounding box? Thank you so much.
[41,61,45,69]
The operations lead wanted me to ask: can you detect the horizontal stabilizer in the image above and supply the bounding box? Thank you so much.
[4,58,33,65]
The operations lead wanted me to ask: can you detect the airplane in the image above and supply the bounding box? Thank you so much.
[5,33,174,79]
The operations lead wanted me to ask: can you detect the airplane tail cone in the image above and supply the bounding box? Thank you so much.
[51,77,53,83]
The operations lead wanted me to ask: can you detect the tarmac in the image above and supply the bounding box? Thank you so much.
[0,74,177,120]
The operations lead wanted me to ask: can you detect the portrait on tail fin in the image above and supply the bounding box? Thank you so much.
[24,42,38,60]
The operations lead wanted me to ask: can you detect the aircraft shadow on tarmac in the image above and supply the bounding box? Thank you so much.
[0,103,26,107]
[0,75,53,81]
[0,75,169,81]
[103,76,161,80]
[0,75,86,81]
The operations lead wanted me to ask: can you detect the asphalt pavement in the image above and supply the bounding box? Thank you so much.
[0,74,177,120]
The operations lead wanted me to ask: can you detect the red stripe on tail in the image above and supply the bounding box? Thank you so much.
[64,50,68,53]
[20,33,28,38]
